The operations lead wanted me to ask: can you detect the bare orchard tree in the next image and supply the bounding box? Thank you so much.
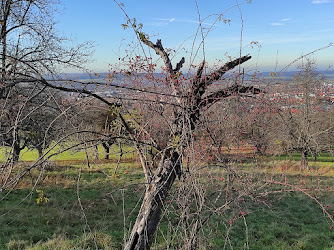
[242,99,280,156]
[0,0,91,162]
[108,16,261,247]
[26,29,260,249]
[75,97,130,160]
[0,82,65,162]
[276,59,333,169]
[0,0,91,190]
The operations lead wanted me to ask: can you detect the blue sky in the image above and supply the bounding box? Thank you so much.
[58,0,334,72]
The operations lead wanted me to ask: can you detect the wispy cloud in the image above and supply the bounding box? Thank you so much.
[151,18,225,28]
[270,18,292,26]
[148,18,176,27]
[154,18,176,23]
[312,0,332,3]
[270,22,284,26]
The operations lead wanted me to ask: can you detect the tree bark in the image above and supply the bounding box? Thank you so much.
[124,150,180,250]
[300,149,308,170]
[102,142,110,160]
[37,146,43,160]
[12,142,21,164]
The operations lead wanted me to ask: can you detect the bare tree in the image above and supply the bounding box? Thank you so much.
[0,0,91,163]
[0,82,66,162]
[277,59,333,169]
[112,14,261,247]
[77,98,130,160]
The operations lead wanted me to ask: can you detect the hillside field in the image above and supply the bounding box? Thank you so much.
[1,148,333,249]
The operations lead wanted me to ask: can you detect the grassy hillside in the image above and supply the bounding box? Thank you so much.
[1,158,333,249]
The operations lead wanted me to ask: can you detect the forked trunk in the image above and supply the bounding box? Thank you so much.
[124,150,180,250]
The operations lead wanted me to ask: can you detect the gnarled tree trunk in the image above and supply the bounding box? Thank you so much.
[124,150,180,250]
[12,142,21,164]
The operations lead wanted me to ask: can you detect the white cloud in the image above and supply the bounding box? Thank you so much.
[312,0,332,3]
[269,18,292,26]
[148,18,176,27]
[270,22,284,26]
[154,18,176,23]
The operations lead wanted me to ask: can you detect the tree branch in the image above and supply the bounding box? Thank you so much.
[199,85,261,109]
[186,56,254,130]
[9,77,121,108]
[140,38,173,75]
[174,57,185,73]
[199,55,251,88]
[189,55,251,104]
[195,60,205,80]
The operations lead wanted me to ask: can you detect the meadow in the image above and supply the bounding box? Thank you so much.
[1,147,334,249]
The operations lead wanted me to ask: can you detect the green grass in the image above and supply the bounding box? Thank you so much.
[1,158,333,249]
[269,152,334,163]
[0,188,141,249]
[0,162,145,249]
[2,190,333,249]
[225,194,334,249]
[0,144,136,162]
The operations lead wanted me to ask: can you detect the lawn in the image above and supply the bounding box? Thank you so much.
[269,152,334,163]
[0,144,136,162]
[0,154,333,249]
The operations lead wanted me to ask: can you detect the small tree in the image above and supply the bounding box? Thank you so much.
[0,0,91,162]
[277,59,333,169]
[0,82,66,162]
[115,15,261,247]
[78,98,127,160]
